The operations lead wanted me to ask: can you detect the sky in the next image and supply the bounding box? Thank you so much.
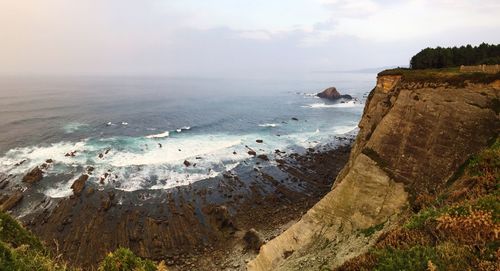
[1,0,499,78]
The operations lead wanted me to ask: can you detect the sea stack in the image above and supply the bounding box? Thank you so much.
[316,87,353,100]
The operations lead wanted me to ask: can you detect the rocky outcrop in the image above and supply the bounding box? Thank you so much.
[0,191,23,211]
[317,87,353,100]
[244,229,265,252]
[248,70,500,270]
[71,174,89,196]
[22,167,44,184]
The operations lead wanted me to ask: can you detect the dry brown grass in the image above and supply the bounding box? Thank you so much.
[334,252,378,271]
[375,227,434,250]
[436,209,499,245]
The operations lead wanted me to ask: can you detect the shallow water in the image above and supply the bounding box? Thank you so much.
[0,73,374,197]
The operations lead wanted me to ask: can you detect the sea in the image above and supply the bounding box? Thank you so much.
[0,73,375,199]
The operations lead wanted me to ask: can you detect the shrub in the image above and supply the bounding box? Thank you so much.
[436,210,499,246]
[373,246,440,271]
[360,222,385,237]
[98,247,157,271]
[0,211,44,252]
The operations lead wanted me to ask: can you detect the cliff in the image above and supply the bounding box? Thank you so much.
[248,69,500,270]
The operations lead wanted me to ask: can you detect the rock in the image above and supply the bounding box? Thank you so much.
[243,229,264,251]
[101,192,115,211]
[0,180,9,190]
[98,153,104,159]
[65,151,77,157]
[14,159,26,166]
[45,159,53,163]
[248,150,257,156]
[257,154,269,161]
[317,87,353,100]
[71,174,89,196]
[0,191,23,211]
[22,167,43,184]
[256,139,263,143]
[87,166,95,173]
[233,151,237,155]
[291,117,299,121]
[184,160,191,167]
[86,187,95,197]
[207,205,237,232]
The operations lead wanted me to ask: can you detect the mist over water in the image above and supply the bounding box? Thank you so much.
[0,73,374,197]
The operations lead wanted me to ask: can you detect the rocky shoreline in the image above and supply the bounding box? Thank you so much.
[0,134,355,270]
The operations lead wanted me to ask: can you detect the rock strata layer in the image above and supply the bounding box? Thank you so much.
[248,71,500,270]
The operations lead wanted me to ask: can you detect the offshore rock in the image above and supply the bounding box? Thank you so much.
[317,87,353,100]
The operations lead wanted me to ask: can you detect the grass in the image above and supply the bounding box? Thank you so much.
[360,222,385,237]
[0,211,73,271]
[373,246,439,271]
[0,211,44,252]
[377,67,500,87]
[98,248,157,271]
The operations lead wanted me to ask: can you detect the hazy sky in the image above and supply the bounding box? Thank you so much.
[1,0,499,78]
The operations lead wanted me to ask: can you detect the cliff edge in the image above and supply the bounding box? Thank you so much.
[248,69,500,270]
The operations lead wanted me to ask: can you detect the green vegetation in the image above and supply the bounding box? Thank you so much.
[373,246,439,271]
[336,138,500,271]
[98,248,157,271]
[0,211,163,270]
[0,211,73,271]
[378,67,500,87]
[360,222,385,237]
[410,43,500,69]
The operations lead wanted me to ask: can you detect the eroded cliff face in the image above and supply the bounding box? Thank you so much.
[248,72,500,271]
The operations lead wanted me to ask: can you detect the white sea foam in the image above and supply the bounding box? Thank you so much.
[302,101,361,108]
[258,123,279,128]
[63,122,88,133]
[176,126,191,133]
[121,122,128,126]
[108,135,242,167]
[0,123,359,197]
[145,131,170,139]
[43,178,75,198]
[333,125,358,135]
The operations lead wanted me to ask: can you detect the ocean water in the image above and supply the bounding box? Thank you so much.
[0,73,374,198]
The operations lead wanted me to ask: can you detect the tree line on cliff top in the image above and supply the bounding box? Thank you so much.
[410,43,500,69]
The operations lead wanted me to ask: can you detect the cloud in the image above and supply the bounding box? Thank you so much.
[0,0,499,77]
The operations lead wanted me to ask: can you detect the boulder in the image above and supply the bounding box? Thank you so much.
[317,87,353,100]
[71,174,89,196]
[184,160,191,167]
[257,154,269,161]
[243,228,264,251]
[248,150,257,156]
[207,205,237,232]
[22,167,43,184]
[256,139,263,143]
[0,191,23,211]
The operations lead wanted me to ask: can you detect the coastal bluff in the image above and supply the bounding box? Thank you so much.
[248,69,500,270]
